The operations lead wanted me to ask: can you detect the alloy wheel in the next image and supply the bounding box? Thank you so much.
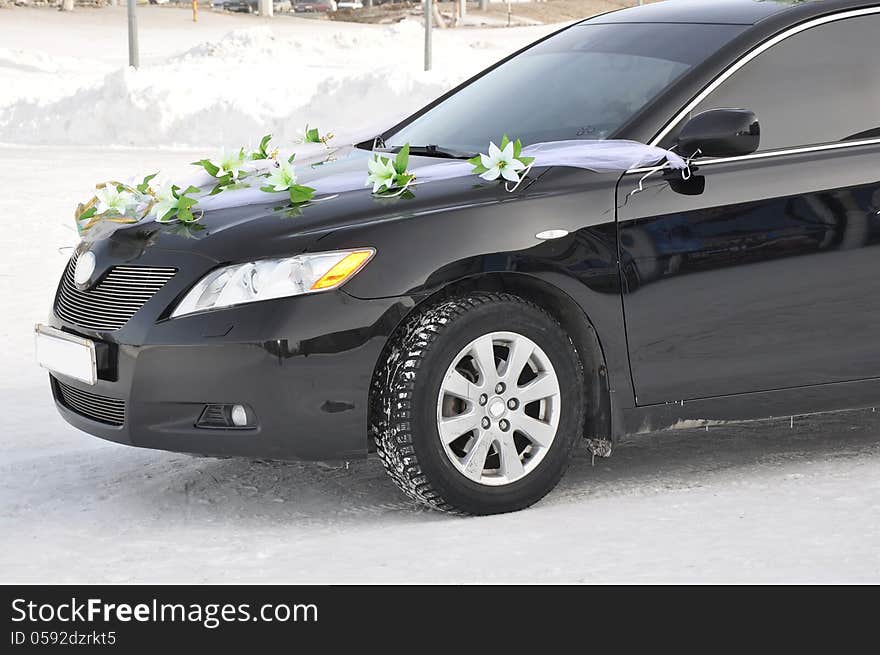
[436,331,561,486]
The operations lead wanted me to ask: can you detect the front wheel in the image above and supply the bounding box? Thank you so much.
[373,293,584,515]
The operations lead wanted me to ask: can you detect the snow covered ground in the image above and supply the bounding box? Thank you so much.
[2,7,880,584]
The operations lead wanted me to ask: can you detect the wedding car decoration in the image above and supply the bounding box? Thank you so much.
[73,129,688,241]
[260,157,316,204]
[152,182,203,224]
[300,124,335,146]
[468,135,535,184]
[365,144,414,195]
[75,174,160,238]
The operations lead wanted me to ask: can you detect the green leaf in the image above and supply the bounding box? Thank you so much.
[260,185,280,193]
[193,159,220,177]
[78,207,97,221]
[181,185,201,196]
[288,153,297,164]
[500,134,510,150]
[136,172,158,194]
[513,139,523,158]
[208,175,233,195]
[258,134,272,157]
[289,184,315,204]
[518,156,535,167]
[394,143,410,176]
[467,155,482,167]
[470,163,489,175]
[306,127,320,143]
[176,194,200,223]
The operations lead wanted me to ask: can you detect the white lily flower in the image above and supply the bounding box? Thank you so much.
[479,141,526,183]
[151,181,179,222]
[264,159,297,192]
[211,148,247,180]
[94,185,136,216]
[365,156,398,193]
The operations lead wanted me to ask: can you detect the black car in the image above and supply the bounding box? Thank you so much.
[37,0,880,515]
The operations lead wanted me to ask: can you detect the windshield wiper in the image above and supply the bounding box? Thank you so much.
[377,144,476,160]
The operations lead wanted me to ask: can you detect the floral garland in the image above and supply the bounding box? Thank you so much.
[74,129,543,239]
[74,130,337,237]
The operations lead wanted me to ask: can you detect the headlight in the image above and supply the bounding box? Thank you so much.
[171,248,375,318]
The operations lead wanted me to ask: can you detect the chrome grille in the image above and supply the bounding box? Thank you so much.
[54,251,176,331]
[54,377,125,426]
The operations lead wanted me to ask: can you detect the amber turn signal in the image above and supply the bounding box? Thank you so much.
[310,250,375,291]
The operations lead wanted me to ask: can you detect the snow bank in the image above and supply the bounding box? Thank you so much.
[0,20,527,148]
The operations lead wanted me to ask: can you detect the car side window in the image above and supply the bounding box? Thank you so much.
[669,14,880,153]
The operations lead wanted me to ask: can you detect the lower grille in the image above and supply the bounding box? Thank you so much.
[55,251,176,331]
[54,377,125,426]
[198,404,230,428]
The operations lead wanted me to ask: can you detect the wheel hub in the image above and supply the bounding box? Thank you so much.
[436,331,561,487]
[487,398,506,419]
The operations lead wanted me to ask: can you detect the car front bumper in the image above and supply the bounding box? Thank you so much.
[46,291,413,461]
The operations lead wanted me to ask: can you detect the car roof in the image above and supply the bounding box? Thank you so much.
[584,0,878,26]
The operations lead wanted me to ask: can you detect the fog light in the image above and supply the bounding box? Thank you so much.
[196,404,253,429]
[231,404,248,427]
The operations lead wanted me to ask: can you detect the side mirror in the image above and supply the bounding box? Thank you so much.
[677,108,760,159]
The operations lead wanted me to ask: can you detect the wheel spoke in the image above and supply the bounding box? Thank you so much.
[502,336,533,386]
[517,372,559,405]
[498,434,525,480]
[461,432,494,481]
[470,334,498,388]
[441,369,476,401]
[515,414,556,448]
[438,411,479,444]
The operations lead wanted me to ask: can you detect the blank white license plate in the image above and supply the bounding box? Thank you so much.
[34,324,97,385]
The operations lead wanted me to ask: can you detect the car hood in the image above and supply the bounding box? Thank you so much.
[91,146,548,265]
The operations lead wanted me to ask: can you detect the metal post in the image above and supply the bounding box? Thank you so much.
[127,0,139,69]
[507,0,511,27]
[424,0,432,72]
[193,0,198,21]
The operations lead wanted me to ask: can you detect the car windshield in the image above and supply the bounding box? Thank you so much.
[384,22,747,153]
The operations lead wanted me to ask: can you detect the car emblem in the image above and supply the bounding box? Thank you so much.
[74,251,96,288]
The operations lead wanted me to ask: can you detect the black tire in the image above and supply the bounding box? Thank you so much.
[372,292,585,515]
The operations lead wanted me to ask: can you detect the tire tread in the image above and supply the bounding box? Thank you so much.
[371,292,583,515]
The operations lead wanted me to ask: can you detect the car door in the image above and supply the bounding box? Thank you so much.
[616,10,880,406]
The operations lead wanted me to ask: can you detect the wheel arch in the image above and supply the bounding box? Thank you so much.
[367,271,613,451]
